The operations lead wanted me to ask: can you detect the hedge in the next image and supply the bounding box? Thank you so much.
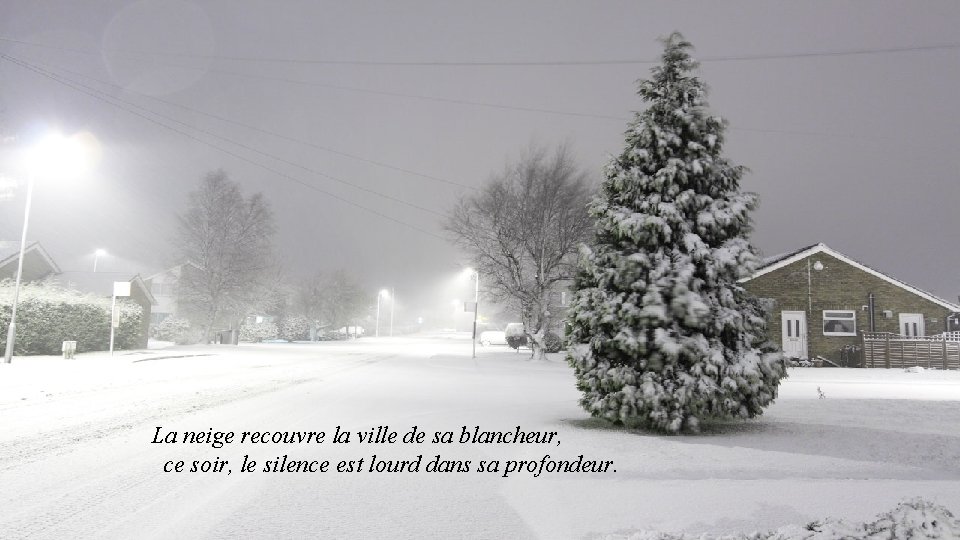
[0,282,143,355]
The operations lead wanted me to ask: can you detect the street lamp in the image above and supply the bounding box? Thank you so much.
[375,288,390,337]
[464,268,479,358]
[93,249,108,272]
[4,132,91,363]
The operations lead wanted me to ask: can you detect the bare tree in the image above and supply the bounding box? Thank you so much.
[175,170,278,341]
[446,145,593,360]
[292,270,367,336]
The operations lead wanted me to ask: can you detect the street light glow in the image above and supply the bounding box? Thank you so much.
[380,288,390,299]
[93,248,108,272]
[24,132,98,179]
[5,130,97,363]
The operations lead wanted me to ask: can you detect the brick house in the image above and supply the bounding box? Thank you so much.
[741,243,960,365]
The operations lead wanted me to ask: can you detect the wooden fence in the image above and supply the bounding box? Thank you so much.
[861,332,960,370]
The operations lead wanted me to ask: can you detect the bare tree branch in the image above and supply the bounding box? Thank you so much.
[445,145,594,360]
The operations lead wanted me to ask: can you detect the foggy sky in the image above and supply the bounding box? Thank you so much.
[1,1,958,320]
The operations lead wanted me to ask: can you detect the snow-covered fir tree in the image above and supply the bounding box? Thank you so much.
[566,32,787,433]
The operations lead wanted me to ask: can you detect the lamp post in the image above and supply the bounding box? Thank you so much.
[4,132,89,363]
[93,249,107,272]
[375,288,389,337]
[465,268,479,359]
[3,173,34,363]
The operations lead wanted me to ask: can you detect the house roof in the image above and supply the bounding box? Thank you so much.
[0,240,61,276]
[144,261,201,283]
[49,271,157,305]
[742,242,960,312]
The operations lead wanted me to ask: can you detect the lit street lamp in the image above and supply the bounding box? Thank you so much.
[4,132,93,363]
[375,288,390,337]
[93,248,108,272]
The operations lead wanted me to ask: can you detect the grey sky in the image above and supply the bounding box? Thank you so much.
[1,1,958,317]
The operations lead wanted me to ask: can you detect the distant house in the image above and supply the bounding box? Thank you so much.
[0,240,60,282]
[143,262,201,327]
[741,243,960,365]
[49,272,156,348]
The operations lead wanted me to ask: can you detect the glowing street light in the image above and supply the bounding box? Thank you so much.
[93,249,108,272]
[4,132,95,363]
[375,288,390,337]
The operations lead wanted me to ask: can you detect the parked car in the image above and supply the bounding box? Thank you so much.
[478,330,507,346]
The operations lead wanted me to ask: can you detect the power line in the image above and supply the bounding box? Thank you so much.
[4,42,939,169]
[18,59,477,191]
[2,35,958,65]
[0,36,627,122]
[0,53,449,241]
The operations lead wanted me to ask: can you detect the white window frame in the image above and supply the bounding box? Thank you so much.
[822,310,857,336]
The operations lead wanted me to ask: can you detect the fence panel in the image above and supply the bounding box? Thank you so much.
[861,332,960,370]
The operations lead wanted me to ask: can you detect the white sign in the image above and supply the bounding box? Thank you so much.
[113,282,131,297]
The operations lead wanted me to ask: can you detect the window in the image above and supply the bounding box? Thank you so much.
[822,310,856,336]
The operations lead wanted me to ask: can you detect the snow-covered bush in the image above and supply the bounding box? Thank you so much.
[506,334,527,350]
[154,316,200,344]
[566,33,786,434]
[505,323,528,349]
[543,331,563,353]
[239,321,278,343]
[278,316,310,341]
[0,281,142,354]
[595,497,959,539]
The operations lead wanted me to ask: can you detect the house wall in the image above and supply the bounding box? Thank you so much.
[743,252,952,364]
[145,269,181,324]
[129,285,153,348]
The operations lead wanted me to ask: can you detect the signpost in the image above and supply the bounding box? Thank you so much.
[110,281,131,355]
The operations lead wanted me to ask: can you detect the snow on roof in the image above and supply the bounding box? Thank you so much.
[0,240,61,274]
[743,243,960,312]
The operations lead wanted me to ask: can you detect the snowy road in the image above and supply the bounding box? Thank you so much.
[1,336,959,539]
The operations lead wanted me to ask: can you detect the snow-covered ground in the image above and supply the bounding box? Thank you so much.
[0,336,958,539]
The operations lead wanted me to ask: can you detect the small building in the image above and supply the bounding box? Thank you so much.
[741,243,960,365]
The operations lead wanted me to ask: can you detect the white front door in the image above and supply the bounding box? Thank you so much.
[899,313,924,337]
[781,311,807,359]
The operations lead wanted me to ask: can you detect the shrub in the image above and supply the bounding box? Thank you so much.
[506,334,527,349]
[543,331,562,353]
[155,316,201,345]
[278,316,310,341]
[239,321,277,343]
[0,282,142,354]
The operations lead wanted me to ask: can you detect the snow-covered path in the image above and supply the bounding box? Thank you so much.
[1,336,958,539]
